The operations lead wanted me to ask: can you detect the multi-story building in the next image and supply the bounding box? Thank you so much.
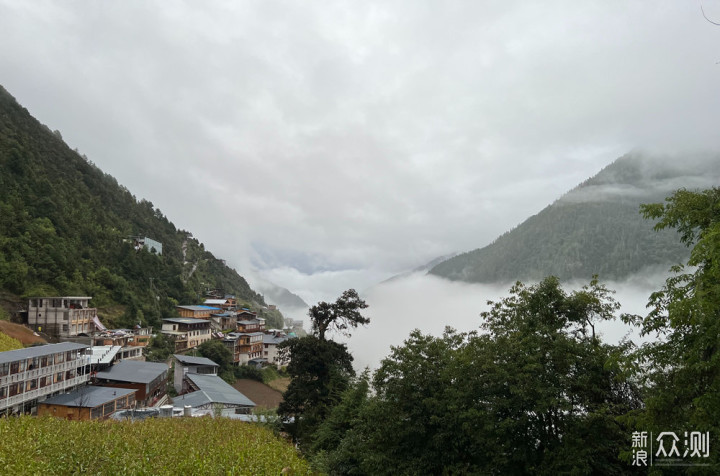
[237,332,264,365]
[263,332,290,366]
[27,297,97,337]
[176,305,221,319]
[161,318,212,352]
[237,318,265,333]
[173,354,219,393]
[0,342,90,416]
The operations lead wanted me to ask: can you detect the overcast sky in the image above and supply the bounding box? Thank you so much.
[2,1,719,306]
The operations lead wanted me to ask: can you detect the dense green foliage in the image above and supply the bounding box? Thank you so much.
[310,278,641,475]
[0,332,23,352]
[0,416,310,475]
[197,339,235,383]
[0,85,274,329]
[279,290,368,449]
[429,152,720,283]
[624,187,720,467]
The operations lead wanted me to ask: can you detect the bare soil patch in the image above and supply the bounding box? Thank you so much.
[0,321,46,345]
[233,379,284,409]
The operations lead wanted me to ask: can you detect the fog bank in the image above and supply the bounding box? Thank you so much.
[348,270,670,371]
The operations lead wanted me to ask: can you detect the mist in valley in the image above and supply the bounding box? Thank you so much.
[347,267,672,371]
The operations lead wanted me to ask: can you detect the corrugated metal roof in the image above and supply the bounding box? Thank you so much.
[173,354,218,367]
[95,360,168,384]
[90,345,122,365]
[41,386,135,408]
[203,299,227,305]
[163,318,210,325]
[0,342,88,365]
[175,374,255,408]
[176,305,221,311]
[263,334,289,345]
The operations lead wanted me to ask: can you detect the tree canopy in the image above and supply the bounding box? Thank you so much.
[627,187,720,462]
[278,289,369,449]
[309,289,369,341]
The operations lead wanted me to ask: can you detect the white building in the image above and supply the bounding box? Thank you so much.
[0,342,90,416]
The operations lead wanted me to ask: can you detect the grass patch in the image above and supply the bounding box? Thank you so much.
[0,332,23,352]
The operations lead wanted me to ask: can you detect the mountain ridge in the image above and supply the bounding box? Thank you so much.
[429,151,720,283]
[0,84,284,329]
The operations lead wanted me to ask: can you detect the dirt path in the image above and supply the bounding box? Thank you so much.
[233,379,284,410]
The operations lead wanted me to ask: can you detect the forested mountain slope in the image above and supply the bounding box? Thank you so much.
[0,85,281,329]
[430,151,720,283]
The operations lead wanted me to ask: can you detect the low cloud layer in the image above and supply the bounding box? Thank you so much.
[348,270,669,371]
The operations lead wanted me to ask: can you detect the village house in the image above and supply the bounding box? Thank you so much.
[176,305,221,319]
[173,354,218,394]
[236,309,257,320]
[27,296,99,337]
[209,311,237,332]
[131,236,163,255]
[0,343,90,416]
[237,318,265,333]
[222,334,242,365]
[237,332,264,365]
[203,298,235,311]
[38,386,135,421]
[263,332,290,366]
[93,360,169,407]
[173,372,255,414]
[161,318,212,352]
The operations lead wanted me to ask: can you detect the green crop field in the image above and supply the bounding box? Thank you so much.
[0,416,311,475]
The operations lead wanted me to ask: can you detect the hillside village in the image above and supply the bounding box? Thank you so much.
[1,292,304,420]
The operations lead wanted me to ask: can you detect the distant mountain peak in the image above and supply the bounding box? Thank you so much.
[429,152,720,284]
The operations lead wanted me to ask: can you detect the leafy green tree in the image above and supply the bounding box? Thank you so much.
[317,278,640,475]
[478,277,640,475]
[145,333,174,362]
[310,289,369,341]
[627,187,720,462]
[278,289,369,449]
[198,339,235,383]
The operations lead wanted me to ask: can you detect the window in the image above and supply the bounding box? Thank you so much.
[40,355,50,367]
[0,363,8,377]
[0,386,6,399]
[8,383,22,397]
[62,324,69,332]
[90,406,102,419]
[54,372,63,383]
[39,376,50,388]
[55,353,64,364]
[28,357,39,370]
[103,402,115,416]
[26,379,38,391]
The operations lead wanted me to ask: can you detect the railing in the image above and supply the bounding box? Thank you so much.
[0,375,90,411]
[0,358,90,387]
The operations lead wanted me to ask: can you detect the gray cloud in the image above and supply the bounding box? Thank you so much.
[1,1,717,298]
